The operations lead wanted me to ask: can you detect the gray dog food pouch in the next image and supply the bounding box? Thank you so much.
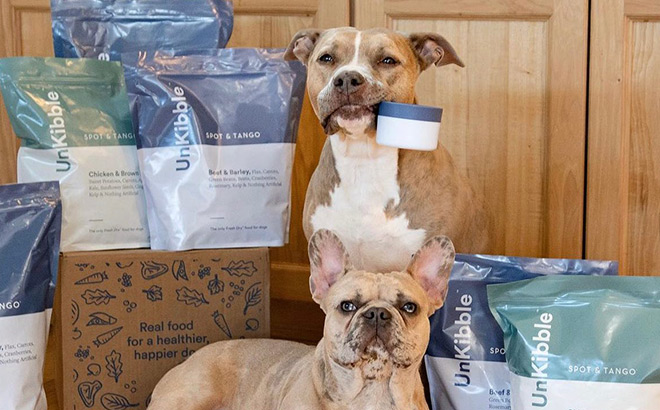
[489,276,660,410]
[424,254,618,410]
[0,181,61,410]
[122,48,306,250]
[0,57,149,251]
[51,0,233,61]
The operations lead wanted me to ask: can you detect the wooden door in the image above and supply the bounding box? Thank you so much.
[354,0,589,259]
[586,0,660,275]
[0,0,53,184]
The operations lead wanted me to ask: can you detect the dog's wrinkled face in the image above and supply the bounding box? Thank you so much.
[285,27,464,136]
[308,230,455,380]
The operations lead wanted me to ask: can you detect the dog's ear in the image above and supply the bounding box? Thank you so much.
[285,29,323,64]
[308,229,351,304]
[407,236,455,313]
[407,33,464,70]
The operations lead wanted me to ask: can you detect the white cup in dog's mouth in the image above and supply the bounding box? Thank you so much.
[376,101,443,151]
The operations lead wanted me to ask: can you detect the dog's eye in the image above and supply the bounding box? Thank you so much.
[340,301,357,312]
[401,302,417,314]
[319,54,334,64]
[380,57,398,65]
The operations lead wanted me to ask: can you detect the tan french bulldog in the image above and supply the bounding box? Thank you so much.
[147,230,455,410]
[285,27,489,272]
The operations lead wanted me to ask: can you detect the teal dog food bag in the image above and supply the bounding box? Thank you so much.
[0,57,149,251]
[489,276,660,410]
[425,255,617,410]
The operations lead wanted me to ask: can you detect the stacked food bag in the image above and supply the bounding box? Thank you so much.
[0,1,305,408]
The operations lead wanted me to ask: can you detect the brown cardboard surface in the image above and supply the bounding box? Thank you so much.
[57,248,270,409]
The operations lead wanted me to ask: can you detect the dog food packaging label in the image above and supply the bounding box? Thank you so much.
[0,57,149,252]
[57,248,270,410]
[489,276,660,410]
[51,0,233,61]
[0,182,61,410]
[424,254,618,410]
[123,48,306,250]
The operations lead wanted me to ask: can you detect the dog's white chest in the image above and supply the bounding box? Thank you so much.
[310,135,426,272]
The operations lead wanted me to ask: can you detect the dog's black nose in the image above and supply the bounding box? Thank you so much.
[362,307,392,323]
[333,71,365,94]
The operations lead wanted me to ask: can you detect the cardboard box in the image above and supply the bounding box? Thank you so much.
[56,248,270,409]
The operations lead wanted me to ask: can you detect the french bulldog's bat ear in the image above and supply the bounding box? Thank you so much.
[308,229,351,304]
[407,32,465,70]
[407,236,455,313]
[285,29,323,64]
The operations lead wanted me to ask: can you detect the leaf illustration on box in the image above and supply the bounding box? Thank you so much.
[100,393,139,410]
[82,289,116,305]
[87,312,118,326]
[105,350,123,383]
[78,380,102,408]
[212,311,232,338]
[207,275,224,295]
[243,282,263,315]
[221,260,257,277]
[75,271,108,285]
[71,301,80,325]
[176,287,209,307]
[93,326,123,347]
[140,261,168,280]
[142,285,163,302]
[171,260,189,281]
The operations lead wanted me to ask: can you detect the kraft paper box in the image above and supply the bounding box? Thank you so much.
[56,248,270,409]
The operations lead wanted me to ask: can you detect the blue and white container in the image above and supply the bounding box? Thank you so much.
[376,101,443,151]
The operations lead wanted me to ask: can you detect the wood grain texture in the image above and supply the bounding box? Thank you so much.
[628,21,660,275]
[586,0,660,275]
[0,0,53,184]
[357,0,588,258]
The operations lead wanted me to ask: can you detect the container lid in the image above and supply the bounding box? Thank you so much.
[378,101,443,122]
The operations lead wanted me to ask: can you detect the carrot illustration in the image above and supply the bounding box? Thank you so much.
[75,271,108,285]
[212,311,232,339]
[93,326,123,347]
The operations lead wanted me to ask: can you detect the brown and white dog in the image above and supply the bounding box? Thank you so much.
[147,230,455,410]
[285,27,490,272]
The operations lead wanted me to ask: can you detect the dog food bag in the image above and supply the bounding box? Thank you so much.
[424,254,618,410]
[489,276,660,410]
[0,57,149,251]
[122,48,306,250]
[51,0,233,61]
[0,181,61,410]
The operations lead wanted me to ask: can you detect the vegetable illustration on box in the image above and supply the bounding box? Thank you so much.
[176,287,209,307]
[243,282,263,315]
[82,289,116,305]
[59,249,270,410]
[76,271,109,285]
[105,350,124,383]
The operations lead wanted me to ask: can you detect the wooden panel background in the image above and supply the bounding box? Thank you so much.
[354,0,589,259]
[586,0,660,275]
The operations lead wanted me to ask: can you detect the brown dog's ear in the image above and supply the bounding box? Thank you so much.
[308,229,351,305]
[407,236,455,313]
[284,29,323,64]
[407,33,464,70]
